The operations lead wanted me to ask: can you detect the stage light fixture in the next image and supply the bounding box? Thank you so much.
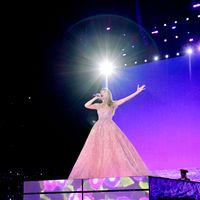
[134,61,137,64]
[164,39,167,42]
[164,23,167,26]
[176,52,180,56]
[154,56,159,61]
[186,48,193,54]
[99,61,114,75]
[186,17,189,21]
[189,38,194,42]
[144,59,147,63]
[152,30,158,34]
[165,54,169,58]
[175,35,179,39]
[193,3,200,8]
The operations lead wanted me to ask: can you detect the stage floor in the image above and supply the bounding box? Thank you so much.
[23,169,200,200]
[152,167,200,182]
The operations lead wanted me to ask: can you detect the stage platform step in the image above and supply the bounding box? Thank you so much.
[23,175,200,199]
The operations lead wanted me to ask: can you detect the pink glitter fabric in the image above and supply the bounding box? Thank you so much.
[68,106,149,179]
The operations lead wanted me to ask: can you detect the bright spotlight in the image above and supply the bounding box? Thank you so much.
[154,56,159,61]
[189,38,194,42]
[165,54,169,58]
[99,61,114,75]
[106,27,111,31]
[198,46,200,51]
[186,48,193,55]
[193,3,200,8]
[176,52,180,56]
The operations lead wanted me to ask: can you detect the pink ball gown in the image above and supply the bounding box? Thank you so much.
[68,106,149,179]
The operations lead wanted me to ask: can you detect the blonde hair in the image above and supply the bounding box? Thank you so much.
[100,88,115,107]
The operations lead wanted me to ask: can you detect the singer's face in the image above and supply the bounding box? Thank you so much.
[100,90,108,100]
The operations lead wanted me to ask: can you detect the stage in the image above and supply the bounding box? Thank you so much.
[22,54,200,200]
[23,171,200,200]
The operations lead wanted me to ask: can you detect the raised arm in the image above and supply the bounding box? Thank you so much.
[114,85,146,106]
[84,95,101,109]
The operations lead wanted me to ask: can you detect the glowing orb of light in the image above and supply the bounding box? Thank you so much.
[99,60,114,75]
[186,48,193,54]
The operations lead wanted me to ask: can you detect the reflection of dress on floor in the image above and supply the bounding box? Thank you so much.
[68,106,149,179]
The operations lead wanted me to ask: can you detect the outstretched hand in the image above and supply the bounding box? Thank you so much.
[137,84,146,93]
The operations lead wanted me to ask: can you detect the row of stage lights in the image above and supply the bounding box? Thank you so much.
[151,14,200,35]
[100,45,200,75]
[149,7,199,64]
[101,3,200,73]
[123,45,200,66]
[150,12,200,48]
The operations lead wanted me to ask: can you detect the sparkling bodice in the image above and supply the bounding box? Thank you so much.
[97,107,115,120]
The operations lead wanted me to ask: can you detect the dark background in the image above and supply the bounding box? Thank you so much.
[0,1,198,198]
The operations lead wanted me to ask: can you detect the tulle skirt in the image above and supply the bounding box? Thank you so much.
[68,119,149,179]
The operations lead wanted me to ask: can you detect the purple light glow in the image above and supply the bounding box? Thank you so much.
[193,3,200,8]
[110,54,200,170]
[189,38,194,42]
[151,30,158,34]
[106,27,111,31]
[172,26,176,29]
[186,48,193,54]
[165,54,169,58]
